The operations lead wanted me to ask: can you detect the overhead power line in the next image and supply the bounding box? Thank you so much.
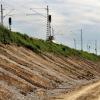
[30,8,46,18]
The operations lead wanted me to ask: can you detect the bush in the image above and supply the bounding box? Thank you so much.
[62,47,66,51]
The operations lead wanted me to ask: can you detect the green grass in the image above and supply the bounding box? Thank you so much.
[0,25,100,61]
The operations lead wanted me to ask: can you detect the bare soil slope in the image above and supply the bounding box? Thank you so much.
[0,44,100,100]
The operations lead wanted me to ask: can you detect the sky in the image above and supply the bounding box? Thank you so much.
[1,0,100,54]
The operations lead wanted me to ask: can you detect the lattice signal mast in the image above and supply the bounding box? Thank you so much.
[46,6,54,42]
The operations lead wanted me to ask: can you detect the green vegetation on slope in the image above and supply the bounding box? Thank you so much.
[0,25,100,61]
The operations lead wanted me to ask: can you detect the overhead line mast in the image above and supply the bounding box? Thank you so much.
[95,40,97,55]
[81,29,83,51]
[1,3,3,25]
[46,5,49,39]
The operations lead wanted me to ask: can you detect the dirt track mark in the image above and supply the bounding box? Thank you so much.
[55,81,100,100]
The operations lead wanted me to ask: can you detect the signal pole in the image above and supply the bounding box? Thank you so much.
[0,1,14,26]
[81,29,83,51]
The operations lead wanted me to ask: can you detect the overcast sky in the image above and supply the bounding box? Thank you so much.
[1,0,100,54]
